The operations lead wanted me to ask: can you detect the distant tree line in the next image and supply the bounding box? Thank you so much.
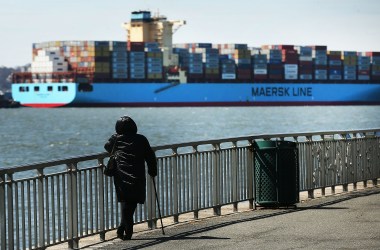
[0,65,29,92]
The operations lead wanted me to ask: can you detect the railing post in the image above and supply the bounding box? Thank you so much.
[232,141,238,212]
[321,135,328,195]
[192,145,199,219]
[213,143,221,216]
[6,173,14,250]
[37,169,45,249]
[67,163,78,249]
[0,173,7,250]
[306,136,315,199]
[172,147,179,223]
[247,140,255,209]
[98,159,105,241]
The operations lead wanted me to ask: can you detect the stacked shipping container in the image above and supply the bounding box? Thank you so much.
[235,45,251,81]
[283,46,298,80]
[204,48,220,80]
[94,41,111,79]
[371,52,380,81]
[129,42,145,80]
[298,46,313,80]
[343,51,357,80]
[358,54,370,80]
[32,41,380,83]
[145,42,163,80]
[314,46,328,80]
[111,42,128,79]
[268,49,283,80]
[328,51,342,80]
[31,50,68,73]
[252,54,267,80]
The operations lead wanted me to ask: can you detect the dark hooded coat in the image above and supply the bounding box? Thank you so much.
[104,117,157,204]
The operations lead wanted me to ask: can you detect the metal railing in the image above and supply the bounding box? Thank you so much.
[1,129,379,250]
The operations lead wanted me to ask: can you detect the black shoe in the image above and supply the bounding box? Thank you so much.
[117,226,125,239]
[123,233,132,240]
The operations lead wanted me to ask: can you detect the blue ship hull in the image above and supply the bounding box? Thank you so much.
[12,82,380,108]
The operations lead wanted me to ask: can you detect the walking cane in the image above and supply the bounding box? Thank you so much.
[152,177,165,235]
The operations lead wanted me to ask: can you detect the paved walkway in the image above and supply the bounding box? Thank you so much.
[81,186,380,250]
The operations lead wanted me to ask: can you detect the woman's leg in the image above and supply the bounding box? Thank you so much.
[118,202,127,238]
[124,202,137,239]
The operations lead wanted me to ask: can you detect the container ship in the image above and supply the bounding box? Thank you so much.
[12,11,380,107]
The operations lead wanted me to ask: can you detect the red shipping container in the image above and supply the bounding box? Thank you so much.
[128,41,145,51]
[284,50,298,63]
[299,61,313,68]
[280,45,294,50]
[285,49,297,54]
[366,51,380,56]
[284,57,298,63]
[253,74,267,80]
[269,64,283,70]
[299,69,313,74]
[269,74,283,80]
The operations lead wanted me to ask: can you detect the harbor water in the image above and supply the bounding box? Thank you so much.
[1,106,380,169]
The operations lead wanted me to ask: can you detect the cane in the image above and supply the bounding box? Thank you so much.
[152,177,165,235]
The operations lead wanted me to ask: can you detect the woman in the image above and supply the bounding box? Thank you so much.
[104,116,157,240]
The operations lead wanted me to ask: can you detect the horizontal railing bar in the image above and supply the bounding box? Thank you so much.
[0,153,108,174]
[153,128,380,150]
[2,129,379,175]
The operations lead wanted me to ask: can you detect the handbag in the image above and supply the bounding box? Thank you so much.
[103,139,118,177]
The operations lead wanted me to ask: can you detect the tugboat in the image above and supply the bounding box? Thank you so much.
[0,90,20,108]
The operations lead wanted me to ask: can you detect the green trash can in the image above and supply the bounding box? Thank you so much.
[253,140,299,206]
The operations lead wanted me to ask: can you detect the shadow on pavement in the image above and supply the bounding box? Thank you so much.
[108,188,380,250]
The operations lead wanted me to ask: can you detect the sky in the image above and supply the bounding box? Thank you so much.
[0,0,379,67]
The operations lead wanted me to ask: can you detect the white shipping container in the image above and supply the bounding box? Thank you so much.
[34,55,65,63]
[31,60,68,73]
[299,56,313,61]
[37,49,59,57]
[222,73,236,79]
[285,69,298,75]
[194,48,206,54]
[284,64,298,70]
[284,64,298,74]
[254,69,267,75]
[285,74,298,80]
[220,48,235,55]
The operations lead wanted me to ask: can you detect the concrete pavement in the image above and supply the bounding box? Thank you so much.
[85,186,380,250]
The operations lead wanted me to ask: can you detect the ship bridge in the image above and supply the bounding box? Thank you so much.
[122,10,186,66]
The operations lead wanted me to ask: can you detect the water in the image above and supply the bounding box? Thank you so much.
[1,106,379,168]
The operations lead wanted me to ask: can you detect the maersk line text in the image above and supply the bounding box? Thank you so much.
[252,87,312,97]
